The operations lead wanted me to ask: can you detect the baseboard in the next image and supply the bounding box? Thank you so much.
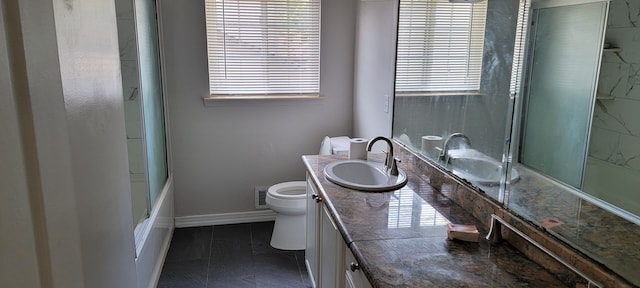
[305,259,317,288]
[174,210,277,228]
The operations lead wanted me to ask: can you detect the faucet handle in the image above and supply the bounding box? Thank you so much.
[382,150,389,166]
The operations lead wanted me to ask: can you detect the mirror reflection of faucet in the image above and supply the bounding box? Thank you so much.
[433,133,519,186]
[439,133,472,163]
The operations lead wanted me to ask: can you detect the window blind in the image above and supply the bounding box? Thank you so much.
[205,0,320,98]
[395,0,488,94]
[510,0,530,96]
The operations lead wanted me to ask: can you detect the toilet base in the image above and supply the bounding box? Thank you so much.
[270,213,306,250]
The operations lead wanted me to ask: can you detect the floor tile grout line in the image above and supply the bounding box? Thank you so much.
[205,225,214,287]
[250,222,258,256]
[295,252,307,286]
[248,223,257,287]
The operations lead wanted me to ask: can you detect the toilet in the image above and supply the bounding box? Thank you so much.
[266,136,351,250]
[266,181,307,250]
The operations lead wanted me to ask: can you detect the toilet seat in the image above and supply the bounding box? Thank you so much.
[267,181,306,200]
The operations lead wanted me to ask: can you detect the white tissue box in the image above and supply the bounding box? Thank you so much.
[333,148,349,157]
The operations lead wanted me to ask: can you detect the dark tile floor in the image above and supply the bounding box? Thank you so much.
[158,221,312,288]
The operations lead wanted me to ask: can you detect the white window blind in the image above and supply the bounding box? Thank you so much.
[395,0,487,95]
[510,0,530,96]
[205,0,320,98]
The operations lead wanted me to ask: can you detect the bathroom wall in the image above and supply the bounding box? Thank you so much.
[1,0,139,287]
[0,3,41,286]
[353,0,397,140]
[585,0,640,215]
[159,0,356,218]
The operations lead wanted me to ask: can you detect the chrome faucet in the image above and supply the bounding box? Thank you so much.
[366,136,400,176]
[439,133,471,163]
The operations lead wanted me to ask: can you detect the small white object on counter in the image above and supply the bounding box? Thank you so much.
[447,223,480,242]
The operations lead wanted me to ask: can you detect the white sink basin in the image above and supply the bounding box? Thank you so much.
[449,157,519,185]
[323,160,408,192]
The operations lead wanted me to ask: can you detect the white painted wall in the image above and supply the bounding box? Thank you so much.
[353,0,398,140]
[1,0,144,287]
[159,0,357,217]
[52,0,139,285]
[0,3,42,287]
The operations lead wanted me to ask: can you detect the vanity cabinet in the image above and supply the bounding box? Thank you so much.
[306,175,346,288]
[345,248,372,288]
[306,176,320,286]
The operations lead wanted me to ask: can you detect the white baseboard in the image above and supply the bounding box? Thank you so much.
[174,210,277,228]
[305,258,317,288]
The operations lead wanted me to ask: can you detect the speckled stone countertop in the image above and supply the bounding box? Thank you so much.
[303,154,568,287]
[508,164,640,286]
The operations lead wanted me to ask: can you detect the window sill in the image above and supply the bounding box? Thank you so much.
[395,91,484,97]
[203,94,322,103]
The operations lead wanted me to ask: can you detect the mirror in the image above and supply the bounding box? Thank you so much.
[393,0,640,225]
[392,0,640,284]
[392,0,521,202]
[512,0,640,222]
[507,1,640,283]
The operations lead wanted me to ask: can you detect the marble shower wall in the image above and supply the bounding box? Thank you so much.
[115,0,148,224]
[592,0,640,171]
[586,0,640,213]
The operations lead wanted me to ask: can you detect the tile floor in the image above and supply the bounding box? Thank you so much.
[158,221,312,288]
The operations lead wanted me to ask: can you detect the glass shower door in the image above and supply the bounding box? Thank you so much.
[136,0,168,208]
[519,0,607,188]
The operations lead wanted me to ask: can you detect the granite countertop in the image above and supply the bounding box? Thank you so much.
[508,164,640,285]
[303,154,568,288]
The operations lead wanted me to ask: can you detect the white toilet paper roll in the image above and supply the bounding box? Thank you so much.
[348,138,368,160]
[421,136,443,158]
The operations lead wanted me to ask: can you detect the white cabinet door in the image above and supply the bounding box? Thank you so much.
[320,204,345,288]
[306,177,346,288]
[306,175,320,287]
[345,248,372,288]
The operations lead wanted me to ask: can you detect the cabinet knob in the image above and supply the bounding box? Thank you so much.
[311,193,323,203]
[350,262,360,272]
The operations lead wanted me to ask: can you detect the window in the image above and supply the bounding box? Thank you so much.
[204,0,321,99]
[395,0,487,95]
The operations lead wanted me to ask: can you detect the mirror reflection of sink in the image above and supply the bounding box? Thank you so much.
[449,157,519,186]
[323,160,408,192]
